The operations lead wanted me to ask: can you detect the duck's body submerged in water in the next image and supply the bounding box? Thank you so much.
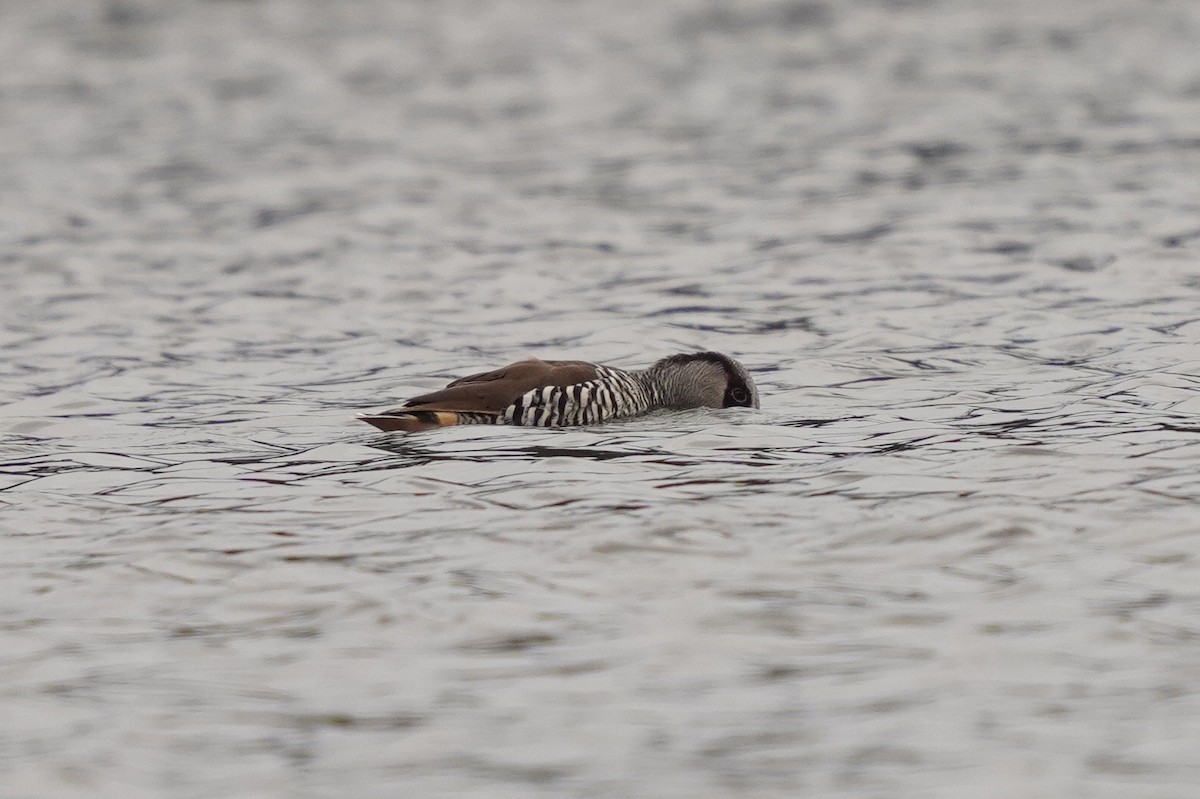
[358,351,759,432]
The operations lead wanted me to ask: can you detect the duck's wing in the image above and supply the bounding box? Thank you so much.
[358,359,600,431]
[403,359,600,413]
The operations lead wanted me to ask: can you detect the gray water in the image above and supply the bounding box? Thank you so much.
[3,1,1200,797]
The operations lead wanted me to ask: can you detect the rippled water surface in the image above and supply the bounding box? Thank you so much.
[4,1,1200,797]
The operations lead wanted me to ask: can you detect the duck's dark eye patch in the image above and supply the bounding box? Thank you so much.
[730,387,749,404]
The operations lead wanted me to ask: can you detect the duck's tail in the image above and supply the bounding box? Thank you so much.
[357,410,500,433]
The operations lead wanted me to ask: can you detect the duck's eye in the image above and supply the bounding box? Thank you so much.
[730,387,749,404]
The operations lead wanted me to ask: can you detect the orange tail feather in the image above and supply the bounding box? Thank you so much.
[357,410,497,432]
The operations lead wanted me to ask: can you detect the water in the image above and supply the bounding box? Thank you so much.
[3,0,1200,796]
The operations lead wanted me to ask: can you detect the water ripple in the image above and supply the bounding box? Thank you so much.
[4,0,1200,796]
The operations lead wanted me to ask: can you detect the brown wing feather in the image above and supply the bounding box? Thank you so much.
[388,359,599,414]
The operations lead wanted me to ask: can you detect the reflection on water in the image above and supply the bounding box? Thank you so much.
[4,0,1200,796]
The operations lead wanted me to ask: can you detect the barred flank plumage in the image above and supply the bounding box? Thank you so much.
[504,367,651,427]
[358,352,757,432]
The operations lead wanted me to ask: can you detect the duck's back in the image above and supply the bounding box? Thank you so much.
[400,359,600,414]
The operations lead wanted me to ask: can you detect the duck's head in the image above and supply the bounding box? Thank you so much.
[649,351,759,410]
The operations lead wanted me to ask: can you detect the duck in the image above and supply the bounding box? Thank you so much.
[358,351,759,432]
